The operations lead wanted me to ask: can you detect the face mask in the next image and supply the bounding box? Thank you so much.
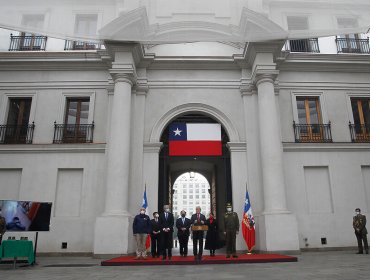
[227,208,232,212]
[356,211,360,215]
[181,214,185,218]
[155,214,159,218]
[140,211,145,215]
[164,208,170,213]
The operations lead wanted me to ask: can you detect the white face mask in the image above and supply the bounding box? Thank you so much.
[227,208,232,212]
[356,211,360,215]
[140,211,145,215]
[155,214,159,218]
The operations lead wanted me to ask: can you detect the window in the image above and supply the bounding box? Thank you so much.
[286,16,319,53]
[3,98,32,144]
[202,195,206,199]
[18,15,46,51]
[202,189,205,193]
[295,97,324,141]
[350,98,370,141]
[183,195,187,199]
[196,189,199,193]
[336,18,368,54]
[189,195,193,199]
[56,97,92,143]
[196,195,199,199]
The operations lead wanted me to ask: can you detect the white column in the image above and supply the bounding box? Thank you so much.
[94,73,135,255]
[227,142,248,251]
[254,73,300,252]
[128,77,148,214]
[256,74,288,214]
[143,142,162,214]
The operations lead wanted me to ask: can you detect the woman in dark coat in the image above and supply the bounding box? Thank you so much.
[204,213,220,256]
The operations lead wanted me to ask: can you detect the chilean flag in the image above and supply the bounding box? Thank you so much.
[169,123,222,156]
[142,186,151,250]
[242,190,256,253]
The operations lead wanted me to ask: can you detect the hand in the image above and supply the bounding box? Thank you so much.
[201,221,204,224]
[224,232,226,235]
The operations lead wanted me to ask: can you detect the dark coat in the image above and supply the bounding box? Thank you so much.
[205,218,221,250]
[176,217,192,237]
[190,213,206,225]
[150,218,161,236]
[159,212,174,232]
[133,214,151,234]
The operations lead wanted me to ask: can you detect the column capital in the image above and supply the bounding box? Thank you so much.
[109,62,137,85]
[240,80,256,97]
[144,142,163,153]
[251,65,279,87]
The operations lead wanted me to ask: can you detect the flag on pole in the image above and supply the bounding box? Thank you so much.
[142,185,151,250]
[168,123,222,156]
[242,189,255,252]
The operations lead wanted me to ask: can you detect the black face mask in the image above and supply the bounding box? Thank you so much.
[181,214,186,218]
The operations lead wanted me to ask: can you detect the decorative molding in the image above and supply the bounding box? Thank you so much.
[147,79,240,89]
[227,142,247,152]
[0,143,106,154]
[149,103,240,142]
[134,77,149,94]
[143,142,163,153]
[283,142,370,152]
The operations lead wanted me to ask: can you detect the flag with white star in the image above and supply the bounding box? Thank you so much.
[168,123,222,156]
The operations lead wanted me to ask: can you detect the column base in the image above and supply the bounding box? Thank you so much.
[257,212,300,252]
[93,214,134,255]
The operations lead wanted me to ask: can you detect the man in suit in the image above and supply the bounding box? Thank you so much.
[159,205,174,260]
[353,208,369,254]
[150,212,161,258]
[191,206,206,260]
[176,210,191,257]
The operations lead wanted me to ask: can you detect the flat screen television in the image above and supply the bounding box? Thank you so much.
[0,200,52,232]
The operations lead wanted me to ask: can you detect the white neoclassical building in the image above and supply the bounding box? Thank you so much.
[0,1,370,256]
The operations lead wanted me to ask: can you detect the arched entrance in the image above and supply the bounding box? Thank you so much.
[158,113,232,221]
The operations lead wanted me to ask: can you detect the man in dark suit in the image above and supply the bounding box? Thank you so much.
[353,208,368,254]
[176,210,191,257]
[191,206,206,260]
[150,212,161,258]
[159,205,174,260]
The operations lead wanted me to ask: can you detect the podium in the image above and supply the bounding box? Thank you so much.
[191,225,208,231]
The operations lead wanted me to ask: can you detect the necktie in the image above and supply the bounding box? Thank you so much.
[165,213,168,220]
[182,218,185,224]
[197,214,200,223]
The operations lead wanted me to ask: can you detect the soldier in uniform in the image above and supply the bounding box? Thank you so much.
[223,203,239,258]
[0,208,5,244]
[353,208,369,254]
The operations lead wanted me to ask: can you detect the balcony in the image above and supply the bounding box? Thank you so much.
[336,37,370,54]
[64,40,102,51]
[349,122,370,142]
[53,122,94,144]
[0,123,35,144]
[293,122,332,143]
[285,38,320,53]
[9,34,47,51]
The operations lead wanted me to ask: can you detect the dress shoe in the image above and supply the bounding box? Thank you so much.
[366,250,369,254]
[134,256,140,260]
[232,255,238,258]
[356,252,363,254]
[162,256,167,260]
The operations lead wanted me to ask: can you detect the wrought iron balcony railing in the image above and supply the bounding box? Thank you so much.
[336,37,370,54]
[64,40,102,50]
[349,122,370,142]
[9,34,47,51]
[285,38,320,53]
[53,122,94,144]
[293,122,333,143]
[0,123,35,144]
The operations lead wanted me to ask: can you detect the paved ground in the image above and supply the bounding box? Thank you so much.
[1,251,369,280]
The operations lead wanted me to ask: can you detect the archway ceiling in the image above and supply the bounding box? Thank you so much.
[1,0,369,43]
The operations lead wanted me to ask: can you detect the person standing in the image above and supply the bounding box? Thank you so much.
[159,205,174,260]
[0,208,6,245]
[191,206,206,260]
[223,203,239,258]
[150,212,161,258]
[205,212,220,256]
[132,207,151,260]
[176,210,191,257]
[353,208,369,254]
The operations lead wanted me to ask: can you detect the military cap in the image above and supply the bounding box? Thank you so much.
[355,208,361,212]
[226,203,232,207]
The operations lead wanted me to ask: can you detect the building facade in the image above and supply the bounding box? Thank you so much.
[0,23,370,255]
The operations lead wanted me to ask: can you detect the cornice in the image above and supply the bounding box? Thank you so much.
[283,142,370,152]
[0,143,106,154]
[277,52,370,73]
[143,142,163,153]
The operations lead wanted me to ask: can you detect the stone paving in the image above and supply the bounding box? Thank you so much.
[1,251,369,280]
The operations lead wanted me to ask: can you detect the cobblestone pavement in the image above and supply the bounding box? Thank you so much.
[1,251,369,280]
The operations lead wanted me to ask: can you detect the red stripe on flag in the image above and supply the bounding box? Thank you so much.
[169,141,222,156]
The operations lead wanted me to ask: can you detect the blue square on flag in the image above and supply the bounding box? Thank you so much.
[169,123,187,141]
